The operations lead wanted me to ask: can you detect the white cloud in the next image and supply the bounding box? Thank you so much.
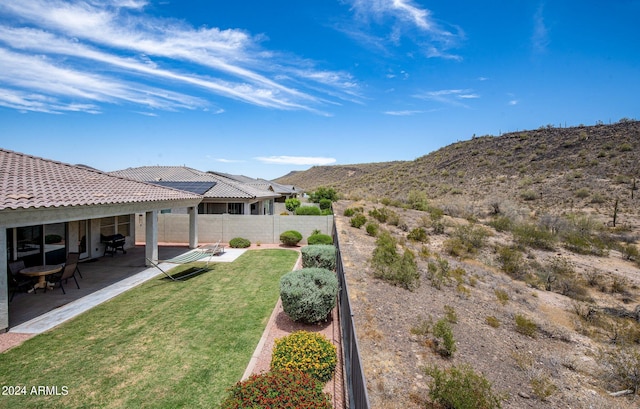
[343,0,464,60]
[254,156,337,166]
[213,158,245,163]
[412,89,479,107]
[0,1,361,114]
[532,4,550,54]
[509,100,519,106]
[383,110,422,116]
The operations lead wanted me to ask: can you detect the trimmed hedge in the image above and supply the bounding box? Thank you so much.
[301,245,336,270]
[307,233,333,245]
[280,230,303,246]
[229,237,251,248]
[271,331,337,384]
[220,369,332,409]
[295,206,321,215]
[280,268,339,324]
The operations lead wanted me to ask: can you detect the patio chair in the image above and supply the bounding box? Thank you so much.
[47,262,80,294]
[7,260,35,302]
[64,252,82,278]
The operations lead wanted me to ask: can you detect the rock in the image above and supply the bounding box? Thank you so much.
[518,391,531,399]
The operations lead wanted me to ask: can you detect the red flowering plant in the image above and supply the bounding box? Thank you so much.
[220,369,332,409]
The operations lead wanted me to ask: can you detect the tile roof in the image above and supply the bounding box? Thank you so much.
[0,149,202,211]
[110,166,280,200]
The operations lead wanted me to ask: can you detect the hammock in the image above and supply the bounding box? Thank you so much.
[146,244,223,281]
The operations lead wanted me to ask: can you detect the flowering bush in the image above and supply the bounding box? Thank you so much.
[220,369,332,409]
[271,331,337,384]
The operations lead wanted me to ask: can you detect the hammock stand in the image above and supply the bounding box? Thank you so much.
[146,245,223,281]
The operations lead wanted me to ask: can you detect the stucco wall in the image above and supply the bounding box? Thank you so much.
[136,213,334,244]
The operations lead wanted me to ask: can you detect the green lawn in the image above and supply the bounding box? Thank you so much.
[0,249,299,408]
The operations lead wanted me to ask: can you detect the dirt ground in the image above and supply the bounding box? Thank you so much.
[333,200,640,409]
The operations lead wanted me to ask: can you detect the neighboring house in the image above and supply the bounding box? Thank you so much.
[208,171,301,203]
[0,149,203,332]
[110,166,281,215]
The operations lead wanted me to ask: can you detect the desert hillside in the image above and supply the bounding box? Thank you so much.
[278,120,640,408]
[276,121,640,224]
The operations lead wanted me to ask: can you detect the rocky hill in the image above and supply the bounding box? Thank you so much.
[276,121,640,222]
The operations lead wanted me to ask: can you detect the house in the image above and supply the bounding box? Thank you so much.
[109,166,281,215]
[0,149,203,332]
[207,171,302,203]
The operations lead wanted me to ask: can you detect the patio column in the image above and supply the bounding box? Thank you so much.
[145,210,158,266]
[1,228,8,331]
[188,206,198,249]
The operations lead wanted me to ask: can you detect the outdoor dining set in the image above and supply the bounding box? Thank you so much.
[7,253,82,302]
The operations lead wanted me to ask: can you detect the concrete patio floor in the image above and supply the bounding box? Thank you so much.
[8,245,245,334]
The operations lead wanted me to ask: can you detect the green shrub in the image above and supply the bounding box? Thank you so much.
[444,224,488,257]
[350,213,367,228]
[365,222,379,237]
[343,207,362,217]
[496,246,525,279]
[280,230,303,246]
[307,233,333,246]
[271,331,337,384]
[321,208,333,215]
[318,198,332,210]
[486,316,500,328]
[407,227,428,242]
[515,314,537,338]
[487,216,513,232]
[301,245,336,270]
[426,364,502,409]
[371,231,420,290]
[228,237,251,248]
[220,369,332,409]
[285,197,301,212]
[369,207,389,223]
[295,206,321,215]
[280,268,338,324]
[309,187,338,203]
[512,222,556,250]
[433,318,456,357]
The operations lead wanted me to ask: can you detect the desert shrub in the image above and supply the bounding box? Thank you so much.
[512,222,556,250]
[407,189,429,211]
[433,318,457,358]
[271,331,337,383]
[350,213,367,228]
[295,206,321,216]
[574,188,590,198]
[486,316,500,328]
[407,227,428,242]
[279,268,338,324]
[560,215,609,256]
[427,257,450,290]
[495,289,509,305]
[529,372,558,401]
[365,222,379,237]
[369,207,389,223]
[285,197,301,212]
[620,243,639,261]
[371,231,420,290]
[520,190,538,201]
[301,245,336,270]
[599,346,640,396]
[229,237,251,248]
[220,369,332,409]
[496,246,525,279]
[280,230,303,246]
[425,364,502,409]
[307,233,333,246]
[444,224,488,257]
[514,314,537,338]
[343,207,362,217]
[444,305,458,324]
[487,216,513,232]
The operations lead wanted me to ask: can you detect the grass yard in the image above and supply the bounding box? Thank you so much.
[0,249,299,408]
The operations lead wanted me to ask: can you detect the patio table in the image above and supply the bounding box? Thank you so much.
[20,264,63,292]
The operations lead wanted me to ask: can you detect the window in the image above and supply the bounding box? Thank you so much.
[100,215,130,237]
[227,203,244,214]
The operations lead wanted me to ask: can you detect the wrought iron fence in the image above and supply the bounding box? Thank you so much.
[334,224,371,409]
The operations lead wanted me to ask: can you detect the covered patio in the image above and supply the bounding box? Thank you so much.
[8,245,190,331]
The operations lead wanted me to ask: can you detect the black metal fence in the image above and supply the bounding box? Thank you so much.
[334,224,371,409]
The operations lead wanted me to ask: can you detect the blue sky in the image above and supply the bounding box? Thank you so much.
[1,1,639,180]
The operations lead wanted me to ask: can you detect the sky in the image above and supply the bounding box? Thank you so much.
[0,1,639,180]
